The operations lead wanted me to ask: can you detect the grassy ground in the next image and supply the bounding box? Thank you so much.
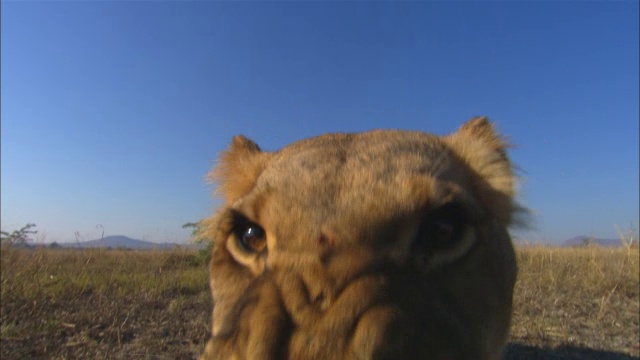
[508,246,639,359]
[1,245,638,359]
[0,248,211,359]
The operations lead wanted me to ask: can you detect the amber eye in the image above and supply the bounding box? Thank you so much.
[235,222,267,253]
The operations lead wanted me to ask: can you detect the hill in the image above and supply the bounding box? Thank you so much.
[59,235,183,250]
[561,235,621,247]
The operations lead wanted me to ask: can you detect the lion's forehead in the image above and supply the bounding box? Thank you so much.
[246,131,468,244]
[264,130,452,190]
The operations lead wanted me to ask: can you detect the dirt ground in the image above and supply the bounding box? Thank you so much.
[1,246,638,359]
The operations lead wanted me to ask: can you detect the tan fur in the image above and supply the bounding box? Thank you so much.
[200,117,521,359]
[208,135,271,204]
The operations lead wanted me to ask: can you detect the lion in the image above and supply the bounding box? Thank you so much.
[199,117,521,359]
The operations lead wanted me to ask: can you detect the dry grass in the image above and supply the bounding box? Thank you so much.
[0,247,211,359]
[1,245,638,359]
[509,246,639,358]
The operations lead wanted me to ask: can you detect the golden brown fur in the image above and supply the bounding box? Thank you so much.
[200,117,520,359]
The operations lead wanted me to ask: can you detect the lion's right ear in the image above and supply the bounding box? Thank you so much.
[208,135,269,204]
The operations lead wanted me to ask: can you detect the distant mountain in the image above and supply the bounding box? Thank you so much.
[562,235,621,247]
[59,235,184,250]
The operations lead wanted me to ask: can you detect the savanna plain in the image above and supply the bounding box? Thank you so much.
[1,245,638,359]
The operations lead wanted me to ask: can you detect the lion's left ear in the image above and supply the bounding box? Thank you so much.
[444,117,517,225]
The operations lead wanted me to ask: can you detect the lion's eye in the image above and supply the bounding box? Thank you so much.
[413,203,469,253]
[429,203,468,248]
[236,223,267,253]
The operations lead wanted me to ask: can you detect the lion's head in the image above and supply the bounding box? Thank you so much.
[200,117,520,359]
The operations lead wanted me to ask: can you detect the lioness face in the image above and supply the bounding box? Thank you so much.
[200,117,519,359]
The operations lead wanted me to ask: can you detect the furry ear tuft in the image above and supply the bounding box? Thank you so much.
[209,135,269,204]
[446,117,517,225]
[457,116,511,161]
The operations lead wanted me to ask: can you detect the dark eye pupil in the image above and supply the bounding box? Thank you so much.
[240,225,266,252]
[434,219,454,237]
[432,218,457,247]
[413,203,468,253]
[243,226,263,241]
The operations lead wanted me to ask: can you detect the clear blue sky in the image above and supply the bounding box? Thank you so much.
[2,2,638,244]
